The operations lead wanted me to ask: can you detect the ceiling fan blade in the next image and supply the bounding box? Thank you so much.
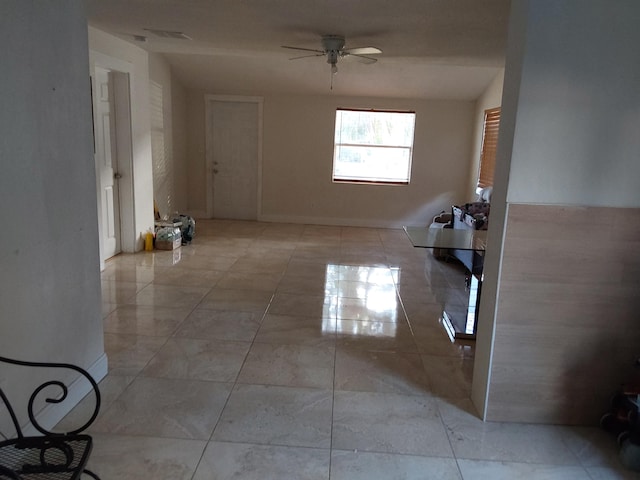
[287,53,326,60]
[343,46,382,55]
[344,53,378,64]
[281,45,325,54]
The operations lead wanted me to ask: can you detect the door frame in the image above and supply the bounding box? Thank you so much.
[90,51,135,269]
[94,66,122,259]
[204,95,263,219]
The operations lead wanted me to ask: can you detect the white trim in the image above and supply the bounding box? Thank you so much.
[204,95,263,219]
[470,202,508,420]
[90,51,132,76]
[258,213,405,229]
[22,354,108,436]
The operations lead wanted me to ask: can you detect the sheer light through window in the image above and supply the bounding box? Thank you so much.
[333,109,416,185]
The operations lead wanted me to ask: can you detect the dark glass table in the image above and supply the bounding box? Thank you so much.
[403,226,487,340]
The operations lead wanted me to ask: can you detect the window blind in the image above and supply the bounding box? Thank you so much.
[477,107,501,189]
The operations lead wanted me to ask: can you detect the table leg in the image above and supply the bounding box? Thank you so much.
[441,272,482,340]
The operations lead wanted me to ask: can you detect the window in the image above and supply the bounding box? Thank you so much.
[477,107,501,189]
[332,108,416,185]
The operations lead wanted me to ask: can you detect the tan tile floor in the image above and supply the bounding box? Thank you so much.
[60,220,631,479]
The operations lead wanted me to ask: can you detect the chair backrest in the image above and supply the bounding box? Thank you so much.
[0,356,101,438]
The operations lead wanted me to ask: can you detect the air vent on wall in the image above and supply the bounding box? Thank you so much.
[143,28,191,40]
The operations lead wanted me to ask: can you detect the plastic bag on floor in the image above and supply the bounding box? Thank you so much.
[173,214,196,244]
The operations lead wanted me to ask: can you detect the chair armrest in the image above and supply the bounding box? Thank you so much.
[0,356,101,437]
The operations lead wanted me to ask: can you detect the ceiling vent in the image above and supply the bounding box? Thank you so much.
[143,29,191,40]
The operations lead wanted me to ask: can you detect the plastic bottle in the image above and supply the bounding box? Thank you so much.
[144,230,154,251]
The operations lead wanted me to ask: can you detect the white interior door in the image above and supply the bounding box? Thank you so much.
[210,100,259,220]
[94,67,121,258]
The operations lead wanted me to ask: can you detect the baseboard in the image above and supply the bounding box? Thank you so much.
[257,213,405,229]
[22,353,109,436]
[182,212,413,229]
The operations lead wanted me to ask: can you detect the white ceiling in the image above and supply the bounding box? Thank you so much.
[84,0,511,100]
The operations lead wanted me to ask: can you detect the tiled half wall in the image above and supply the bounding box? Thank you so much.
[486,204,640,425]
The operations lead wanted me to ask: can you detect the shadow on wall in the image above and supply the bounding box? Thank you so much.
[405,192,461,227]
[561,333,639,426]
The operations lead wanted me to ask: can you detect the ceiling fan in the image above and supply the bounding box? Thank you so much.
[282,35,382,88]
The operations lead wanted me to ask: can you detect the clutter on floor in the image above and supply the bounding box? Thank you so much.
[154,224,182,250]
[172,214,195,244]
[151,207,196,250]
[600,358,640,471]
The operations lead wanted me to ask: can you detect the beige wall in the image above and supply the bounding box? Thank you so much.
[473,0,640,424]
[148,53,188,218]
[186,90,208,215]
[489,204,640,424]
[0,0,105,431]
[186,93,476,227]
[171,72,189,215]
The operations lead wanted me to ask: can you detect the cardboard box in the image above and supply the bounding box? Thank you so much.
[155,237,181,250]
[155,225,182,250]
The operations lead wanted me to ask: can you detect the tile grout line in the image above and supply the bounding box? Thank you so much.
[188,228,275,480]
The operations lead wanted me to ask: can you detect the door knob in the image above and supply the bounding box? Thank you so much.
[213,169,219,174]
[114,172,123,179]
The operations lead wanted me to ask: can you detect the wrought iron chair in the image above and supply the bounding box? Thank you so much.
[0,356,101,479]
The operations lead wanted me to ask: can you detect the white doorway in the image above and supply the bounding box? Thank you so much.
[205,95,263,220]
[90,52,135,270]
[94,67,121,259]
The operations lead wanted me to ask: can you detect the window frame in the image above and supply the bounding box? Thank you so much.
[332,108,416,186]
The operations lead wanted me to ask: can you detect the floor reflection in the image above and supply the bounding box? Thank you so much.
[85,221,618,480]
[323,264,400,337]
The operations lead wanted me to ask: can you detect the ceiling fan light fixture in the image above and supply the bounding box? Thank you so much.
[282,34,381,90]
[321,35,346,52]
[326,50,339,65]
